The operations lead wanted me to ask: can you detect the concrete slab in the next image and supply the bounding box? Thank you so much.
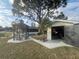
[8,38,31,43]
[30,37,73,49]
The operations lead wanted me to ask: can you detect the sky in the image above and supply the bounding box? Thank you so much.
[0,0,79,27]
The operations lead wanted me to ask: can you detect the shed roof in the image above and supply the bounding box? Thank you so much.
[52,20,79,27]
[53,20,79,24]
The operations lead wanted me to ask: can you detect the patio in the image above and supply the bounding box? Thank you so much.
[30,37,73,49]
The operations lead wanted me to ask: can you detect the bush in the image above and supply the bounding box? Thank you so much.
[37,32,42,35]
[32,34,47,41]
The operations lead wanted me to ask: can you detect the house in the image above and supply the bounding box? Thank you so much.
[47,20,79,44]
[28,27,38,35]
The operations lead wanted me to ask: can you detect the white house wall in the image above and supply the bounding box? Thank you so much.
[74,24,79,35]
[64,24,79,45]
[52,22,74,27]
[73,24,79,40]
[47,28,51,40]
[64,25,74,37]
[47,20,79,41]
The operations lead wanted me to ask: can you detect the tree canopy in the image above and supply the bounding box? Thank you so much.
[53,12,68,20]
[12,0,67,34]
[12,0,67,22]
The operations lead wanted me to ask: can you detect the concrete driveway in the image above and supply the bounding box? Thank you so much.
[30,37,73,49]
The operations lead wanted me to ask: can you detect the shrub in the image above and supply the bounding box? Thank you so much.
[32,34,47,41]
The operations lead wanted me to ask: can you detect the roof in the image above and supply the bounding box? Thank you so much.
[52,20,79,27]
[28,26,38,29]
[53,20,79,24]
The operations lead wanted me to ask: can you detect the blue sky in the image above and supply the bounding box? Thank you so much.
[0,0,79,27]
[0,0,33,27]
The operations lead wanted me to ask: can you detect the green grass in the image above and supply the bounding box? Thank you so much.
[0,32,12,38]
[0,37,79,59]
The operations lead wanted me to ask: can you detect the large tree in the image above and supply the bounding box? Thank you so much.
[12,0,67,34]
[40,18,53,34]
[53,12,68,20]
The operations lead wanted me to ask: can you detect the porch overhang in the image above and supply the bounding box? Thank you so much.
[52,22,73,27]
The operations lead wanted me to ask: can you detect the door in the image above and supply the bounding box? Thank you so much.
[51,26,64,39]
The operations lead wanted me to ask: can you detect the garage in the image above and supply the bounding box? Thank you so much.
[47,20,79,41]
[51,26,64,39]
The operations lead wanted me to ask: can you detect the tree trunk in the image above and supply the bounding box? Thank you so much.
[13,31,15,40]
[38,23,44,34]
[38,25,42,34]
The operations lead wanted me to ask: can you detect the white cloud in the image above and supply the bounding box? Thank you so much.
[0,0,14,27]
[9,0,14,4]
[0,16,11,27]
[0,9,12,16]
[57,2,79,21]
[0,0,79,27]
[64,2,79,10]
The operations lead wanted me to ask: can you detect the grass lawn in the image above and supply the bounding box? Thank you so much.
[0,32,12,38]
[0,37,79,59]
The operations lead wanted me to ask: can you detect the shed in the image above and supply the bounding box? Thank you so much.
[47,20,79,43]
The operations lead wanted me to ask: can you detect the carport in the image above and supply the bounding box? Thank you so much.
[47,20,78,40]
